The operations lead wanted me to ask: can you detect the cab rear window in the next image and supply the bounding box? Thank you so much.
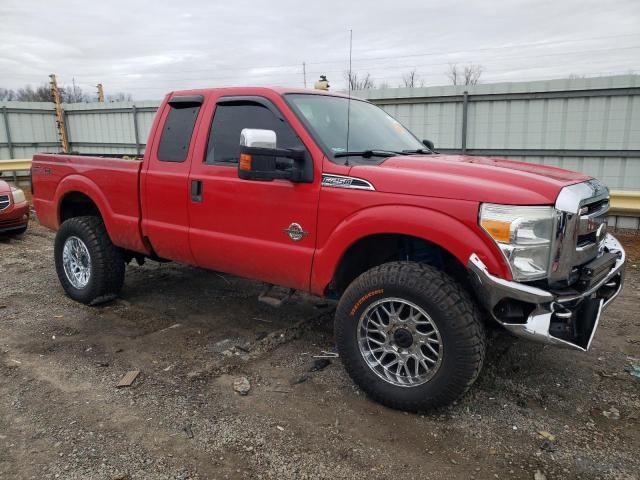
[158,101,201,162]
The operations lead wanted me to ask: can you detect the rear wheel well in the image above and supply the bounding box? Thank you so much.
[329,234,469,297]
[57,191,152,265]
[59,192,101,223]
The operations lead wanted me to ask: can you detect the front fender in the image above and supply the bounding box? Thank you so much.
[310,204,510,295]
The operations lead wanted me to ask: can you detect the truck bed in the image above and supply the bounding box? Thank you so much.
[31,154,148,253]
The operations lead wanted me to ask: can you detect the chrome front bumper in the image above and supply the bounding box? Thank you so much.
[468,234,625,351]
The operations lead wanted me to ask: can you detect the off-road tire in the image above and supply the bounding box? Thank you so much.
[54,216,125,304]
[335,261,485,411]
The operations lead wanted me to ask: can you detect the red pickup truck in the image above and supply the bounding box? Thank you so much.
[32,87,625,411]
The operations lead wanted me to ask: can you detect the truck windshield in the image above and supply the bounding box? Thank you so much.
[286,94,424,162]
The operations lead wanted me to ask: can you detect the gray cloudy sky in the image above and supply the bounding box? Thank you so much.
[1,0,639,100]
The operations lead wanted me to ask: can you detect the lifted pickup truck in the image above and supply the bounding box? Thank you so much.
[32,87,625,411]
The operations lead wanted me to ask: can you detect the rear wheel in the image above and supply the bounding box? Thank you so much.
[335,261,485,411]
[54,216,125,304]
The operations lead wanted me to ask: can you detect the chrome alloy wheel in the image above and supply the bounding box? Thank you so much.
[62,236,92,289]
[357,297,443,387]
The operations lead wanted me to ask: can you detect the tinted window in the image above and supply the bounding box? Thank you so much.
[158,104,201,162]
[206,102,302,164]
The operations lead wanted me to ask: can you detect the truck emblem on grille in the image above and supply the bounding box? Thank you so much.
[283,223,308,241]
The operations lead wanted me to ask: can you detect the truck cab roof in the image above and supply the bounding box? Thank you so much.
[164,86,353,99]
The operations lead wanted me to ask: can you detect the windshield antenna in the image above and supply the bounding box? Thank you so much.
[345,29,353,165]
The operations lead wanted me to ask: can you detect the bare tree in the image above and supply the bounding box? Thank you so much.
[344,71,375,90]
[447,64,483,86]
[401,69,420,88]
[59,79,92,103]
[106,92,133,102]
[0,88,16,101]
[14,84,52,102]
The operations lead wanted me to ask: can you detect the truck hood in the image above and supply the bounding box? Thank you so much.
[349,154,591,204]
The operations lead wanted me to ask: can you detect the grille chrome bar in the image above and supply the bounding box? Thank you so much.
[0,194,10,211]
[549,180,610,286]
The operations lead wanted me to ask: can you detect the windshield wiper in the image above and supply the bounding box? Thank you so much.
[334,149,400,159]
[401,148,433,155]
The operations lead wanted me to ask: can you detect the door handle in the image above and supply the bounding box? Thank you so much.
[191,179,203,203]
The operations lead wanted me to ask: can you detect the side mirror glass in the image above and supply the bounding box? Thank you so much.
[422,139,435,151]
[238,128,307,182]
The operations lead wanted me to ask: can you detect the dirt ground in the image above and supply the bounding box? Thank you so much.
[0,221,639,480]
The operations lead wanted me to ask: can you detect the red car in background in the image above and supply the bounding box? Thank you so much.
[0,179,29,236]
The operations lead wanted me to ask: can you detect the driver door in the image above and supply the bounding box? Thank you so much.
[187,94,321,290]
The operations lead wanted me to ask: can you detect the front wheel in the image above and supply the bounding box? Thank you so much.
[54,216,125,304]
[335,261,485,411]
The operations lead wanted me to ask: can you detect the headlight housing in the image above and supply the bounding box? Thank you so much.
[11,186,26,204]
[479,203,556,281]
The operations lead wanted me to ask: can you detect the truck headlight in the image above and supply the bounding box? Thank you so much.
[479,204,555,281]
[11,186,26,204]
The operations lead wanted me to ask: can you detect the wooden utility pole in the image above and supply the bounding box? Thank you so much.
[97,83,105,102]
[49,74,69,153]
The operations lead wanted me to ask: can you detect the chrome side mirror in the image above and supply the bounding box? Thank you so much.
[240,128,277,149]
[238,128,312,183]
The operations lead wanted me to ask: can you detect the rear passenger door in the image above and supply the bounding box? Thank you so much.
[141,95,204,264]
[187,95,321,290]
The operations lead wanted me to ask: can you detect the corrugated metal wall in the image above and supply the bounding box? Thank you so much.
[0,100,160,159]
[357,75,640,194]
[0,102,60,159]
[63,101,159,155]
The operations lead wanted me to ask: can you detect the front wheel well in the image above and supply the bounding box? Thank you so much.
[329,234,469,297]
[59,191,102,224]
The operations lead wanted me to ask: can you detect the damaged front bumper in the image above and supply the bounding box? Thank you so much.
[468,234,625,351]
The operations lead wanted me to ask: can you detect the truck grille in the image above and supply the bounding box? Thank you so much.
[0,194,10,211]
[550,180,610,287]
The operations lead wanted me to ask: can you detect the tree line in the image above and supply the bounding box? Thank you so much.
[345,63,484,90]
[2,63,484,103]
[0,83,132,103]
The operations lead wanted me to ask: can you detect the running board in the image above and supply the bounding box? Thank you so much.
[258,285,295,308]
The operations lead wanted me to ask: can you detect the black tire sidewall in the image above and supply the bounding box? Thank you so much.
[54,218,105,304]
[336,264,484,410]
[54,217,125,304]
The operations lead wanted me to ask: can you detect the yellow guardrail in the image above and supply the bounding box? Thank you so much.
[609,190,640,216]
[0,158,639,215]
[0,159,32,173]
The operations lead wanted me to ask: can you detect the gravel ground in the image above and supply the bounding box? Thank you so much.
[0,221,639,480]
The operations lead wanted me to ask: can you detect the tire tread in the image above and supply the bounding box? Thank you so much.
[335,261,485,411]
